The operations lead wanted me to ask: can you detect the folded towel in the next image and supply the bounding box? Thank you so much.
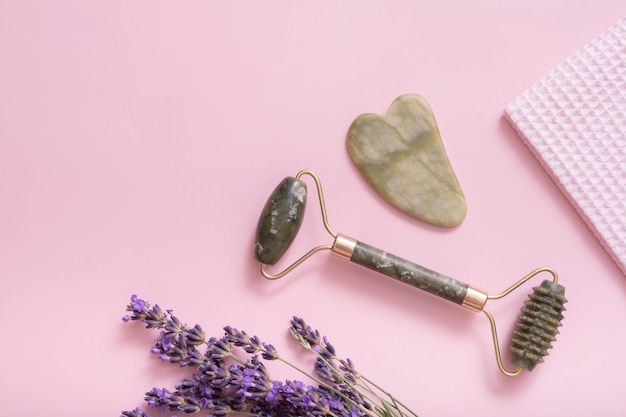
[505,18,626,275]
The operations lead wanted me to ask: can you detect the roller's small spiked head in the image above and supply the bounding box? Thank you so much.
[509,280,567,371]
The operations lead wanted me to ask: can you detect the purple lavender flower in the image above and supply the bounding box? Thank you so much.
[143,304,164,329]
[206,337,232,360]
[175,378,199,397]
[120,295,418,417]
[223,326,279,361]
[122,295,148,322]
[289,316,335,360]
[120,407,148,417]
[122,295,166,330]
[260,342,279,361]
[235,356,270,401]
[264,381,283,406]
[200,360,229,388]
[339,358,359,383]
[186,324,205,346]
[131,295,146,312]
[223,325,251,346]
[212,404,232,417]
[315,356,344,384]
[164,313,184,338]
[144,387,173,411]
[290,317,364,386]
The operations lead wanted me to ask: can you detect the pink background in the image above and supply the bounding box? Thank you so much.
[1,2,625,416]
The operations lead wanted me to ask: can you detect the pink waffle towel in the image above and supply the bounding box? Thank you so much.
[505,18,626,275]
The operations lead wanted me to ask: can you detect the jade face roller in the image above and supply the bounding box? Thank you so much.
[254,170,567,377]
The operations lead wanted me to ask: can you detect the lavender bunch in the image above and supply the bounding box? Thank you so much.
[120,295,418,417]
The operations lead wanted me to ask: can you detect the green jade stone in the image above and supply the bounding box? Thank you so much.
[350,240,469,305]
[347,94,467,227]
[254,177,307,265]
[510,280,567,371]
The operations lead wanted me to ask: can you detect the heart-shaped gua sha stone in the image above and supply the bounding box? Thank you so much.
[347,94,467,227]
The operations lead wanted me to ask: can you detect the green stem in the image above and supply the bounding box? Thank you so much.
[359,375,418,417]
[301,347,418,417]
[225,347,373,417]
[317,355,383,402]
[277,357,375,417]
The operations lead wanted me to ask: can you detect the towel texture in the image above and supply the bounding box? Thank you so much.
[505,19,626,275]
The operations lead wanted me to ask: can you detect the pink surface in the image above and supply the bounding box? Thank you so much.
[1,2,626,416]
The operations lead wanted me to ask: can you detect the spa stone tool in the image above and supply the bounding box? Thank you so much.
[254,170,567,377]
[347,94,467,227]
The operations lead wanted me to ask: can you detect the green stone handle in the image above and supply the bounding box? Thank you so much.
[350,240,470,305]
[254,177,307,265]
